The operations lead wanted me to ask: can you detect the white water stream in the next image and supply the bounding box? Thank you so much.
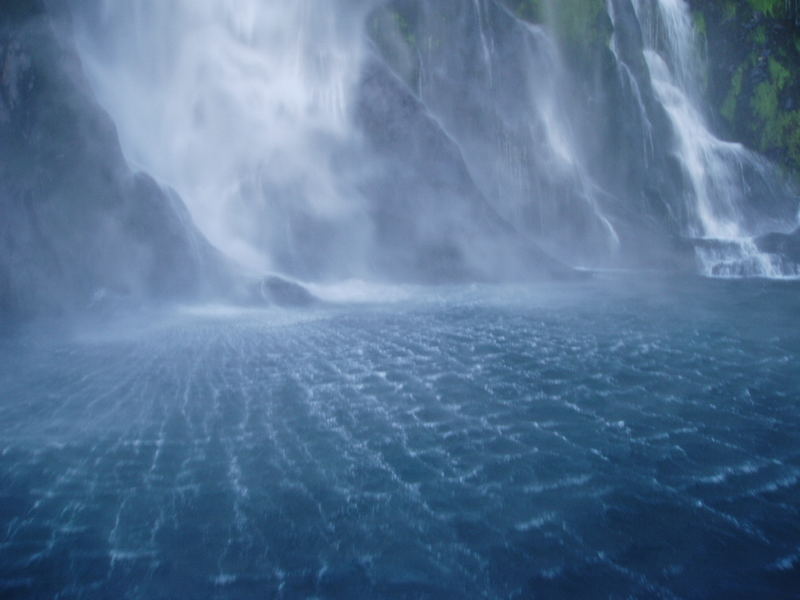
[633,0,799,277]
[72,0,798,279]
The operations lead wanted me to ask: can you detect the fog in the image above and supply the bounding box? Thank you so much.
[69,0,800,287]
[73,0,376,277]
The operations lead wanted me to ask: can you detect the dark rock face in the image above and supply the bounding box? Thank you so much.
[0,2,230,319]
[756,227,800,262]
[365,0,695,272]
[355,54,492,281]
[255,276,318,308]
[355,53,575,281]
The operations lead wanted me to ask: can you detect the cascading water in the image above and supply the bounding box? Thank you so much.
[376,0,621,266]
[71,0,799,280]
[607,0,655,166]
[73,0,375,276]
[74,0,629,278]
[631,0,800,277]
[6,4,800,597]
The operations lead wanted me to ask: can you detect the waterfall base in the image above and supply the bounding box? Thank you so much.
[692,237,800,279]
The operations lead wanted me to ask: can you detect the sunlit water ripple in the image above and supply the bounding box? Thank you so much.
[1,276,799,599]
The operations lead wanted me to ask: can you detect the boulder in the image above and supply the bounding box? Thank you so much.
[252,276,318,308]
[756,228,800,263]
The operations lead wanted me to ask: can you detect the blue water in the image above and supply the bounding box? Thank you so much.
[1,276,799,599]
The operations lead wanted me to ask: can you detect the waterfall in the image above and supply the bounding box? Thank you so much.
[73,0,375,276]
[70,0,798,280]
[74,0,626,276]
[607,0,655,166]
[407,0,620,265]
[631,0,800,277]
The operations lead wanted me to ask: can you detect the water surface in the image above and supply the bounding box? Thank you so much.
[1,276,799,598]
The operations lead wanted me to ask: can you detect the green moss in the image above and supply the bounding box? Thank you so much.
[769,57,792,90]
[515,0,543,22]
[698,0,800,176]
[748,0,784,17]
[784,112,800,168]
[551,0,609,49]
[748,52,800,165]
[753,82,778,123]
[751,77,800,167]
[512,0,609,51]
[757,108,800,168]
[390,11,416,47]
[721,65,744,123]
[693,12,707,38]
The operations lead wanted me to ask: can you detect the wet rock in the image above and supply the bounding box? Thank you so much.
[755,228,800,263]
[355,53,576,282]
[251,276,318,308]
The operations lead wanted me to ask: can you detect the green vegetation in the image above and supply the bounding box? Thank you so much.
[378,0,800,177]
[720,64,744,123]
[694,0,800,176]
[749,54,800,169]
[747,0,784,17]
[553,0,608,48]
[390,11,416,48]
[513,0,610,52]
[752,81,779,125]
[757,104,800,169]
[514,0,542,22]
[693,12,707,38]
[769,57,792,90]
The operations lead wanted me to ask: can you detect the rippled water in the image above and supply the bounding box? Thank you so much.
[1,276,799,599]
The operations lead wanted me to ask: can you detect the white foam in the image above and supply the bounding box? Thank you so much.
[515,512,557,531]
[109,550,157,563]
[213,574,238,586]
[773,551,800,571]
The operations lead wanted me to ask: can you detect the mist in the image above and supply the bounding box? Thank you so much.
[2,0,799,319]
[72,0,376,277]
[67,0,799,289]
[3,1,800,597]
